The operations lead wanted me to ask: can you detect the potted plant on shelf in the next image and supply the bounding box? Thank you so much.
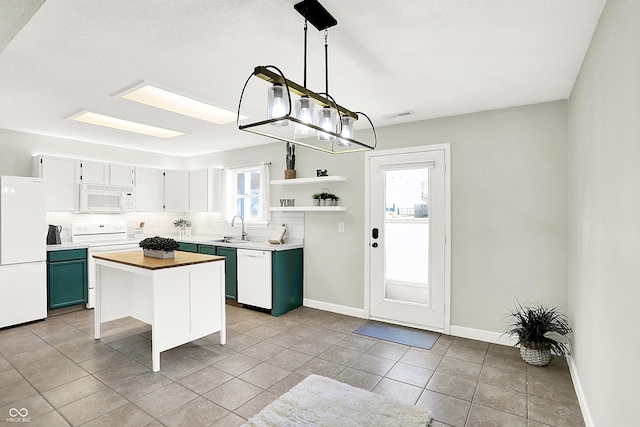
[173,218,192,237]
[503,300,572,366]
[139,236,180,259]
[326,193,339,206]
[285,142,296,179]
[312,193,321,206]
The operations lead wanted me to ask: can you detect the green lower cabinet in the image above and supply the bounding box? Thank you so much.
[47,249,88,309]
[272,248,303,317]
[198,244,218,256]
[216,247,238,300]
[178,242,198,253]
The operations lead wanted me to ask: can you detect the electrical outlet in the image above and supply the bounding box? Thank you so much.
[338,223,345,233]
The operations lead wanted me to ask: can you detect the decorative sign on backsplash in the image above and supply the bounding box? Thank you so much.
[279,198,296,207]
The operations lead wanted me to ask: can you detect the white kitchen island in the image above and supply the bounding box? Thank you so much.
[93,251,226,372]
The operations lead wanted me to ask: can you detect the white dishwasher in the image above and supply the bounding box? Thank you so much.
[237,249,272,309]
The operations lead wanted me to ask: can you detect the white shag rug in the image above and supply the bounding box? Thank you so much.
[242,374,433,427]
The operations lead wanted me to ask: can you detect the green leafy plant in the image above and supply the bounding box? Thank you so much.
[319,192,329,200]
[139,236,179,253]
[173,218,192,228]
[503,300,572,355]
[312,193,321,200]
[327,193,339,201]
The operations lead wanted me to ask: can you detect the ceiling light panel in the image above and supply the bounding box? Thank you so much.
[70,112,184,138]
[118,83,242,125]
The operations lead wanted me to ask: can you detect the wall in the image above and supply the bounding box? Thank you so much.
[567,0,640,425]
[192,100,569,334]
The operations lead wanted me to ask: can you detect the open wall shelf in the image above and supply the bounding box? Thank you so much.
[270,176,347,186]
[270,206,347,212]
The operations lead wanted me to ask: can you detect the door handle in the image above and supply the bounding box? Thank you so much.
[372,228,379,239]
[372,242,378,248]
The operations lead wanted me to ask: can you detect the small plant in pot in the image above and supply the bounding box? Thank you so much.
[139,236,180,259]
[173,218,192,237]
[312,193,321,206]
[503,300,572,366]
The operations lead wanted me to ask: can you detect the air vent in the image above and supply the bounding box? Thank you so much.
[382,110,415,119]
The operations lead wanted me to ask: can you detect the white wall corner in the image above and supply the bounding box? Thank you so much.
[566,356,594,427]
[303,299,367,319]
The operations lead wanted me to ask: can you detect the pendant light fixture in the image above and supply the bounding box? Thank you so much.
[237,0,377,154]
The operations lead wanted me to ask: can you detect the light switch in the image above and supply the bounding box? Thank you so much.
[338,223,345,233]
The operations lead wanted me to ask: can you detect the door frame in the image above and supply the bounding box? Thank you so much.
[364,143,452,334]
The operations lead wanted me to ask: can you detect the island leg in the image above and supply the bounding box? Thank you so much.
[94,264,101,340]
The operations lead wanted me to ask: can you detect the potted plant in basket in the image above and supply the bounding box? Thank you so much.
[173,218,192,237]
[139,236,180,259]
[503,300,572,366]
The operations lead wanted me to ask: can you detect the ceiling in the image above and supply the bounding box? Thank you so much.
[0,0,606,157]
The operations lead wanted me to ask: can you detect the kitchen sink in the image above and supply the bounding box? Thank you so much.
[223,238,251,244]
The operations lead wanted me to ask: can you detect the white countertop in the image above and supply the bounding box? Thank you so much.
[168,235,303,251]
[46,242,89,252]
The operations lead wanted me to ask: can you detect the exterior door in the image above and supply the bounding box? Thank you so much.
[366,145,449,332]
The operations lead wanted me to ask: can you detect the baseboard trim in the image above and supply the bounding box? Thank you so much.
[566,355,594,427]
[303,299,367,319]
[448,325,518,346]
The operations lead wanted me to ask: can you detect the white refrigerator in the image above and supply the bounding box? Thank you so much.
[0,176,47,328]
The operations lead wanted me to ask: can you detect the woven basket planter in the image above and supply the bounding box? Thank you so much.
[520,343,551,366]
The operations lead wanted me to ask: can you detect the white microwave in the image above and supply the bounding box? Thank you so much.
[79,184,135,213]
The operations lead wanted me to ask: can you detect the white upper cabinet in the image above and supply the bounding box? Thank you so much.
[33,155,81,211]
[135,167,164,212]
[164,170,190,212]
[189,169,208,212]
[110,164,135,186]
[80,161,109,185]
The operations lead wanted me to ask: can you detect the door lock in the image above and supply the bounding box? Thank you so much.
[372,242,378,248]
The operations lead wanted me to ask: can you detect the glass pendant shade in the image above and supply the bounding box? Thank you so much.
[267,83,289,127]
[317,106,337,141]
[338,115,354,146]
[295,96,315,135]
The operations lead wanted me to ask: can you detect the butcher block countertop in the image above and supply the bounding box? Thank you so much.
[93,250,225,270]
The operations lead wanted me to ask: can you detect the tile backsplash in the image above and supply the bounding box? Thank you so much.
[45,211,305,243]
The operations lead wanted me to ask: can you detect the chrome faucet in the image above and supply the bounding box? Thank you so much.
[231,215,247,240]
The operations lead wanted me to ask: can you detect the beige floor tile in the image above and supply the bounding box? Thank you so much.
[416,389,471,427]
[371,377,423,406]
[116,340,152,360]
[1,336,50,357]
[0,379,38,407]
[466,403,527,427]
[213,352,261,376]
[58,388,128,426]
[427,372,478,401]
[318,345,362,366]
[265,348,314,371]
[133,382,198,419]
[28,409,71,427]
[473,382,527,417]
[223,334,262,352]
[82,402,154,427]
[399,347,443,370]
[452,337,489,350]
[386,361,434,387]
[159,396,229,426]
[203,378,263,411]
[5,343,60,367]
[350,353,396,376]
[366,341,410,361]
[40,328,87,346]
[0,366,23,386]
[295,357,346,378]
[28,363,89,393]
[241,341,285,361]
[263,317,298,332]
[528,374,580,405]
[41,375,106,408]
[527,356,572,383]
[488,343,520,356]
[528,393,586,427]
[77,350,131,374]
[158,356,208,381]
[213,413,249,426]
[335,335,378,352]
[445,343,487,364]
[264,331,306,348]
[17,353,75,379]
[267,372,307,395]
[176,366,234,395]
[327,318,368,334]
[235,390,279,420]
[189,344,236,365]
[243,325,281,340]
[436,357,483,381]
[483,351,527,373]
[290,337,333,356]
[428,340,453,356]
[58,340,112,363]
[334,367,382,391]
[0,393,54,420]
[308,328,349,345]
[104,333,149,350]
[109,371,173,401]
[92,359,150,385]
[238,362,291,389]
[479,365,527,393]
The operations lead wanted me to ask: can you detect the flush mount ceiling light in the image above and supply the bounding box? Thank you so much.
[115,81,244,125]
[237,0,377,154]
[69,111,184,138]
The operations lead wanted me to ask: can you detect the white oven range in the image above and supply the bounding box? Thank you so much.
[71,222,141,309]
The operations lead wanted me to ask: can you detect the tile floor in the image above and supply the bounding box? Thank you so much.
[0,305,585,427]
